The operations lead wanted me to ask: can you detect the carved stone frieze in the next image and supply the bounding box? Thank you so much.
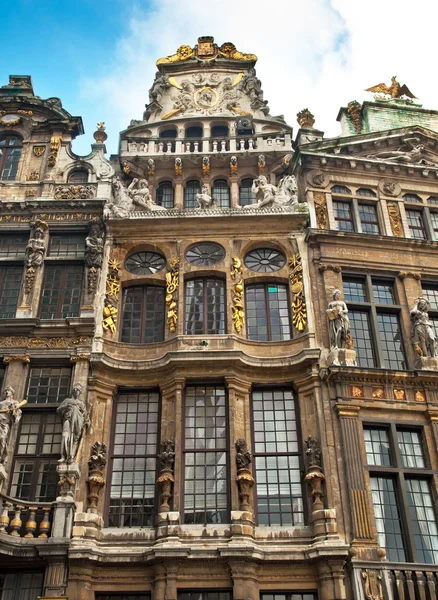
[3,355,30,364]
[69,354,90,363]
[318,263,342,273]
[54,185,95,200]
[0,213,100,223]
[230,257,244,333]
[0,336,90,349]
[398,271,421,280]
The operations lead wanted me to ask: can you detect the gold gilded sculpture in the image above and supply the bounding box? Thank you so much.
[166,258,180,333]
[231,257,244,333]
[219,42,257,61]
[289,253,307,332]
[156,39,257,66]
[156,45,194,66]
[102,258,121,335]
[365,76,416,99]
[297,108,315,129]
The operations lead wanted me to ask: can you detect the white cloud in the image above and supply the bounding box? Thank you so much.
[75,0,438,155]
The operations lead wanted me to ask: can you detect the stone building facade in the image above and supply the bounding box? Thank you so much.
[0,38,436,600]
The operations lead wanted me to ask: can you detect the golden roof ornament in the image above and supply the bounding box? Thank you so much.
[156,37,257,66]
[365,76,416,99]
[93,122,107,144]
[297,108,315,128]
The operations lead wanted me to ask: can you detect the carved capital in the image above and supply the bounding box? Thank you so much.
[398,271,421,280]
[318,263,342,273]
[3,354,30,365]
[70,353,91,363]
[335,403,361,418]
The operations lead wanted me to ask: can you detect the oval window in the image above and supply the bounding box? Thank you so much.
[186,242,225,266]
[244,248,286,273]
[125,251,166,275]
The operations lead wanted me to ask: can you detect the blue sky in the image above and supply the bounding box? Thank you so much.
[2,0,436,156]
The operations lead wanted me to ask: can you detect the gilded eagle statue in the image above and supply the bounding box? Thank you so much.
[365,76,416,99]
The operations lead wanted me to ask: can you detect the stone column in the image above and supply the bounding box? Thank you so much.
[230,562,259,600]
[316,560,347,600]
[426,409,438,456]
[41,555,68,597]
[153,564,167,600]
[335,404,374,544]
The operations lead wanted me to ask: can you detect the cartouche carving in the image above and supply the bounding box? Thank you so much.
[47,136,60,168]
[313,192,328,228]
[87,441,107,512]
[387,202,403,237]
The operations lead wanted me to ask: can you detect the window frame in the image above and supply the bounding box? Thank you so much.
[239,178,256,207]
[39,261,84,319]
[184,276,226,335]
[212,179,230,208]
[342,274,406,370]
[363,420,438,563]
[156,181,174,208]
[120,284,166,344]
[0,263,24,318]
[331,187,381,235]
[0,135,22,181]
[184,180,201,209]
[245,281,292,342]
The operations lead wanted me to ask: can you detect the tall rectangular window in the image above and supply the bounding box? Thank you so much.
[185,278,225,335]
[108,391,159,528]
[0,234,27,258]
[252,389,303,526]
[406,209,427,239]
[333,201,354,232]
[40,264,83,319]
[343,276,406,369]
[0,266,23,318]
[246,283,291,342]
[121,286,165,344]
[365,424,438,563]
[183,385,228,524]
[0,572,44,599]
[27,367,71,404]
[178,593,232,600]
[359,203,380,234]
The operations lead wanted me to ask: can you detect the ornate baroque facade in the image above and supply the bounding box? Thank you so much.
[0,40,437,600]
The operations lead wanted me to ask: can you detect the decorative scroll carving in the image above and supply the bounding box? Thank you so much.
[54,185,95,200]
[175,157,182,176]
[305,436,324,511]
[0,336,90,348]
[156,38,257,66]
[57,383,88,464]
[347,101,362,134]
[47,136,60,168]
[362,569,384,600]
[387,202,403,236]
[157,439,175,512]
[297,108,315,128]
[288,253,307,332]
[166,258,179,333]
[318,264,341,273]
[230,155,238,175]
[0,387,26,466]
[87,441,107,511]
[411,297,437,358]
[313,192,327,228]
[235,439,254,512]
[230,257,244,333]
[3,355,30,364]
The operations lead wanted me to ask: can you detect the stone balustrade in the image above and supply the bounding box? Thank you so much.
[0,493,53,538]
[388,566,438,599]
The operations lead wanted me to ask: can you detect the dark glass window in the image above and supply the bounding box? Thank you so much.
[244,248,286,273]
[366,424,438,563]
[108,391,159,528]
[403,193,422,203]
[331,185,351,195]
[246,283,291,342]
[428,196,438,205]
[67,170,88,183]
[406,209,426,239]
[356,188,376,197]
[157,181,174,208]
[186,242,225,266]
[333,201,354,232]
[430,212,438,239]
[252,389,304,526]
[49,234,85,257]
[359,204,380,234]
[211,125,229,137]
[178,593,231,600]
[0,136,22,181]
[0,572,44,599]
[40,264,83,319]
[185,278,225,335]
[96,596,150,600]
[10,412,62,501]
[0,266,23,318]
[121,286,165,344]
[184,180,201,209]
[0,234,27,258]
[342,276,405,369]
[159,128,177,138]
[212,180,230,208]
[239,178,256,207]
[183,385,228,524]
[125,251,165,275]
[27,367,71,404]
[261,594,317,600]
[185,126,203,138]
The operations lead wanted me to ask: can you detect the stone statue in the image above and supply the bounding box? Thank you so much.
[196,184,214,209]
[370,137,435,166]
[251,176,278,208]
[411,297,437,358]
[326,289,351,349]
[128,141,137,152]
[106,177,166,218]
[26,221,47,267]
[239,68,269,113]
[235,439,252,470]
[276,175,299,205]
[158,439,175,471]
[148,71,170,104]
[0,386,25,466]
[306,436,322,469]
[57,383,88,464]
[85,221,104,269]
[128,178,166,211]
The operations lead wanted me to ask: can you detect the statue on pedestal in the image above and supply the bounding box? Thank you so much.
[57,384,88,464]
[326,289,352,349]
[0,386,26,465]
[411,297,437,358]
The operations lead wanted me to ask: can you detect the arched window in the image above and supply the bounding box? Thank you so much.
[331,185,352,195]
[212,179,230,208]
[246,282,291,341]
[185,277,226,335]
[239,178,256,207]
[211,125,229,138]
[403,193,422,203]
[121,285,165,344]
[157,181,174,208]
[185,126,203,138]
[0,136,22,181]
[159,128,177,139]
[356,188,376,197]
[184,180,201,209]
[67,170,88,183]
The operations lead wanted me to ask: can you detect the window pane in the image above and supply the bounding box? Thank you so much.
[333,201,354,232]
[422,286,438,310]
[49,234,85,257]
[239,178,256,206]
[184,180,201,209]
[261,595,317,600]
[377,313,405,369]
[364,428,391,466]
[0,572,44,599]
[430,212,438,237]
[40,264,83,319]
[342,279,366,303]
[212,180,230,208]
[67,170,88,183]
[252,389,303,526]
[0,146,22,181]
[244,248,286,273]
[27,367,71,404]
[0,266,22,318]
[359,204,379,234]
[177,593,232,600]
[121,286,165,344]
[348,310,376,368]
[406,209,426,239]
[370,476,406,562]
[109,391,159,528]
[331,185,351,195]
[184,385,228,525]
[397,430,425,468]
[246,283,291,342]
[157,182,174,209]
[185,278,225,335]
[0,234,27,258]
[406,479,438,564]
[372,282,394,304]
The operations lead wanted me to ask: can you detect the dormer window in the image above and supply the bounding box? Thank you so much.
[0,135,22,181]
[68,170,88,183]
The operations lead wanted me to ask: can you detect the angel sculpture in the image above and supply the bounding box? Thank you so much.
[365,76,416,99]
